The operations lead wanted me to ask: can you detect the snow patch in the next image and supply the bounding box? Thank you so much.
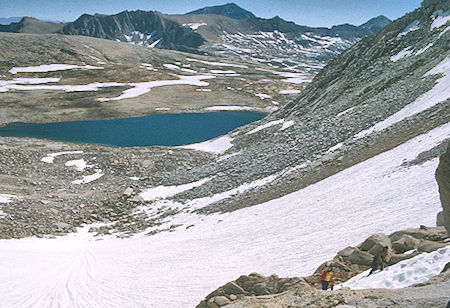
[246,119,284,135]
[97,75,215,102]
[9,64,104,74]
[255,93,272,99]
[140,178,212,201]
[186,58,248,68]
[41,151,83,164]
[280,120,295,130]
[279,89,300,94]
[210,70,237,74]
[204,106,257,111]
[431,10,450,30]
[65,159,93,172]
[415,43,434,55]
[0,194,18,204]
[178,135,234,154]
[398,20,420,37]
[337,107,355,118]
[182,22,207,30]
[327,143,344,153]
[390,47,413,62]
[72,169,104,184]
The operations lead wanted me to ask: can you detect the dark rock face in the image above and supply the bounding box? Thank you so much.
[60,10,205,52]
[186,3,256,20]
[436,145,450,233]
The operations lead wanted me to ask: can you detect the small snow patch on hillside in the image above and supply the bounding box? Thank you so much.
[0,194,19,204]
[186,58,248,68]
[431,10,450,30]
[178,135,234,154]
[280,120,295,130]
[246,119,284,134]
[398,20,420,37]
[390,47,413,62]
[140,178,212,201]
[97,75,215,102]
[72,169,104,184]
[279,89,300,94]
[41,151,83,164]
[9,64,104,74]
[415,43,434,55]
[204,106,256,111]
[65,159,93,172]
[182,22,207,30]
[255,93,271,99]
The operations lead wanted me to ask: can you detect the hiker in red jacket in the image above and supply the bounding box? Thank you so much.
[320,266,334,290]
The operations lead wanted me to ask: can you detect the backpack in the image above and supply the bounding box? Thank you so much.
[320,270,328,280]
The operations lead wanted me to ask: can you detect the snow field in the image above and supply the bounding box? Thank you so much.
[0,122,448,307]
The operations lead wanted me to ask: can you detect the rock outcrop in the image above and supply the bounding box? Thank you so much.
[436,145,450,233]
[197,226,448,307]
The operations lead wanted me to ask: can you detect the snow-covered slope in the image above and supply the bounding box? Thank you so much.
[0,119,448,308]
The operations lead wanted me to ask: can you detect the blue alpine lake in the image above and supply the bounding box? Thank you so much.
[0,111,266,147]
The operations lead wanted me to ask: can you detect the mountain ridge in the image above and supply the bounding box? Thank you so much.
[186,2,256,19]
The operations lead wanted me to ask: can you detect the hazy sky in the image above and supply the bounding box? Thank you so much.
[0,0,423,27]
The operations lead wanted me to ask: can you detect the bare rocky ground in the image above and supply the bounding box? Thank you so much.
[0,33,312,126]
[0,136,212,238]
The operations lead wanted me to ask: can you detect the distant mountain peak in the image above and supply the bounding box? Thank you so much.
[359,15,391,32]
[186,3,256,19]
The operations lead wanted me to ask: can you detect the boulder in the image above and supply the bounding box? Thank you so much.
[223,282,245,295]
[349,249,374,266]
[359,233,391,252]
[417,240,447,253]
[389,227,446,242]
[123,187,133,197]
[207,298,219,308]
[214,296,231,306]
[252,282,270,296]
[388,252,420,265]
[435,145,450,234]
[337,246,357,258]
[391,234,420,253]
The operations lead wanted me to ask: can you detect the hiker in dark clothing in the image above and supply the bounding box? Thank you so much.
[368,246,389,276]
